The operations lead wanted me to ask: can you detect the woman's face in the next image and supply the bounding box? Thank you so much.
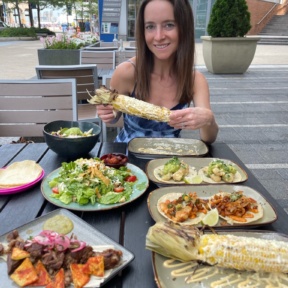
[144,0,179,60]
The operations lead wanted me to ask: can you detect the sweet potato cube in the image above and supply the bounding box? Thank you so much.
[11,247,30,260]
[70,263,90,288]
[46,268,65,288]
[29,260,51,286]
[83,256,105,277]
[10,258,38,287]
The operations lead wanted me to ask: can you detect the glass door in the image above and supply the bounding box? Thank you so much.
[127,0,141,39]
[191,0,215,39]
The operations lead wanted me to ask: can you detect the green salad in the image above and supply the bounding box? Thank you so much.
[51,127,94,138]
[48,158,139,205]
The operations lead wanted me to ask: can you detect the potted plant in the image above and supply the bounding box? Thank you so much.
[38,33,99,65]
[201,0,260,74]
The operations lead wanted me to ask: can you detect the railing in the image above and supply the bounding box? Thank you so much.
[257,0,288,25]
[257,4,278,25]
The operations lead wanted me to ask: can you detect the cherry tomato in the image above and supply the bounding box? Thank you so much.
[114,187,124,193]
[125,175,137,182]
[52,187,59,194]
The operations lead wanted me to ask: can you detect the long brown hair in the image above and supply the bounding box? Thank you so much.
[135,0,195,104]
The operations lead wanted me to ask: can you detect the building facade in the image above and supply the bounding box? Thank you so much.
[1,0,287,39]
[100,0,287,41]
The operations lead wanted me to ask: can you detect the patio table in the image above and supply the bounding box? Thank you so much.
[0,141,287,288]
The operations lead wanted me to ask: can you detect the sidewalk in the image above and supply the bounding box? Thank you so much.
[1,40,288,80]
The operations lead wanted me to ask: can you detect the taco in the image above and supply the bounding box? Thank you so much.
[153,157,197,184]
[157,192,209,225]
[198,159,242,184]
[208,191,264,225]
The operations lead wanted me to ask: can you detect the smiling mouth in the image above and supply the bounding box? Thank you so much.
[154,44,169,49]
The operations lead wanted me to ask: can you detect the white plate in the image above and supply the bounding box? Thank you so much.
[0,209,134,287]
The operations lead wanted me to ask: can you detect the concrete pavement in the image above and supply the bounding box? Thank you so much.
[1,39,288,80]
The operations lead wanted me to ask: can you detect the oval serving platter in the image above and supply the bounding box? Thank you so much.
[147,184,277,228]
[146,157,248,187]
[152,230,288,288]
[128,138,209,159]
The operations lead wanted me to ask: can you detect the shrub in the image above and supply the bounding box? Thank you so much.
[41,34,81,49]
[40,33,99,49]
[0,27,37,38]
[207,0,251,37]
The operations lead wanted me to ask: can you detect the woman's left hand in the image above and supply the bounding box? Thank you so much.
[169,107,213,130]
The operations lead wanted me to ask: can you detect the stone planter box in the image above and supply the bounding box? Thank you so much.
[38,49,81,65]
[201,36,260,74]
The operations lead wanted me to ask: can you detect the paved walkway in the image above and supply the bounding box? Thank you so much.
[1,39,288,216]
[1,39,288,80]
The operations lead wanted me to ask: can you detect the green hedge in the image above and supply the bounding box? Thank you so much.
[0,27,55,38]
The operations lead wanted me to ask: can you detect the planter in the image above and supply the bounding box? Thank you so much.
[201,36,260,74]
[38,49,81,65]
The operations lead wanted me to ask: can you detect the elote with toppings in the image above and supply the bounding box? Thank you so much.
[146,222,288,274]
[87,86,171,122]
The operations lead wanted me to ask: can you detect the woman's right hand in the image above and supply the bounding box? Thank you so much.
[96,104,116,123]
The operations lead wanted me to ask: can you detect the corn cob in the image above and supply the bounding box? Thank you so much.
[87,86,171,122]
[146,222,288,274]
[198,233,288,273]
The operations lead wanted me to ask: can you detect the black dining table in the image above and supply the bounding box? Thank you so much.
[0,141,288,288]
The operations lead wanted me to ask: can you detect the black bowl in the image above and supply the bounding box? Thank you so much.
[43,120,101,159]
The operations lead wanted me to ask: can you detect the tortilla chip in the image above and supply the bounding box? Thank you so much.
[70,263,90,288]
[154,165,197,184]
[157,193,206,225]
[11,247,30,260]
[198,167,242,184]
[10,258,38,287]
[83,256,105,277]
[30,260,51,286]
[0,160,42,188]
[46,268,65,288]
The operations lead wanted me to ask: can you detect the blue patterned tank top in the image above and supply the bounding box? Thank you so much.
[114,60,188,143]
[115,101,188,143]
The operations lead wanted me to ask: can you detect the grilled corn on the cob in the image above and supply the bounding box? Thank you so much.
[199,233,288,273]
[146,222,288,274]
[87,86,171,122]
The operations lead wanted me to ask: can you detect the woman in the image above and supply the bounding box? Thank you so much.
[97,0,218,144]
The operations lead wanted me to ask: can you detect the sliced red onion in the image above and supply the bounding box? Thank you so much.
[23,230,86,252]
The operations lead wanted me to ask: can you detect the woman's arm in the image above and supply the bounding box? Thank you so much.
[96,60,136,124]
[169,71,219,144]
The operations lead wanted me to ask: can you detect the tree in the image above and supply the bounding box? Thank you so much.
[207,0,251,37]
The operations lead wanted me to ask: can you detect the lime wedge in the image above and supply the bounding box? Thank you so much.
[202,209,219,226]
[184,175,203,184]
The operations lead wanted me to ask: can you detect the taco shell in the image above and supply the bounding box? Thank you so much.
[209,192,264,225]
[0,160,42,188]
[198,167,242,184]
[157,193,206,225]
[154,165,197,184]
